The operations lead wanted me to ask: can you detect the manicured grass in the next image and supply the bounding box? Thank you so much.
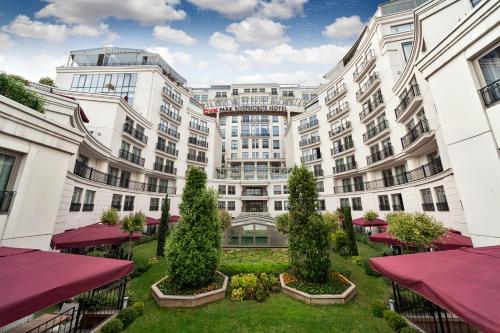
[125,241,393,333]
[219,248,290,276]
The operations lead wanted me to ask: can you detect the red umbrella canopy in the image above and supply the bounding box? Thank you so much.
[353,217,388,227]
[168,215,181,223]
[146,217,160,225]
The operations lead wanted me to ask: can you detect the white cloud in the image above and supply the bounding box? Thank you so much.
[69,23,109,37]
[226,17,287,47]
[0,33,11,48]
[216,52,252,71]
[0,52,67,82]
[235,70,322,85]
[196,60,209,69]
[2,15,69,42]
[186,0,258,19]
[153,26,197,45]
[209,32,239,53]
[260,0,308,19]
[146,47,192,65]
[322,15,365,40]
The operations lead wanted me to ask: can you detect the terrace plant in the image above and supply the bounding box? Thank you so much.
[102,208,120,225]
[288,165,330,283]
[0,72,44,113]
[387,212,446,248]
[121,211,145,260]
[156,192,170,257]
[364,210,379,221]
[166,167,221,290]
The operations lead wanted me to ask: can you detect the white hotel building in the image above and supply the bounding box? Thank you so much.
[0,0,499,250]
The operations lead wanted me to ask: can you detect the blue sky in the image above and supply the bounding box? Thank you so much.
[0,0,381,87]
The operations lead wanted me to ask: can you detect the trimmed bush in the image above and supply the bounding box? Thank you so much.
[230,273,279,302]
[383,310,408,332]
[0,72,44,113]
[101,208,119,225]
[86,250,105,257]
[351,256,362,266]
[364,210,379,221]
[400,327,421,333]
[371,300,387,318]
[129,301,144,317]
[331,230,348,253]
[275,213,290,234]
[116,307,136,328]
[121,211,145,260]
[355,233,369,244]
[219,209,232,230]
[387,212,446,248]
[343,206,358,256]
[100,319,123,333]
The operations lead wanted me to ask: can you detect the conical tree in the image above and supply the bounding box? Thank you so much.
[343,206,358,256]
[288,165,331,282]
[156,192,170,257]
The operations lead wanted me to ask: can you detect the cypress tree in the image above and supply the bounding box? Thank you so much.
[343,206,358,256]
[156,192,170,257]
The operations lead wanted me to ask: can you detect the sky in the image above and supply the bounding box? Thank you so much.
[0,0,381,87]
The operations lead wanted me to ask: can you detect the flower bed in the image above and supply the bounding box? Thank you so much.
[280,272,356,305]
[151,271,228,308]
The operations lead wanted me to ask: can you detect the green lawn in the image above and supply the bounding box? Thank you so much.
[125,241,393,333]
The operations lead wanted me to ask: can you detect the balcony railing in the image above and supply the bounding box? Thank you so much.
[298,119,319,132]
[241,132,270,137]
[187,154,208,163]
[314,169,324,177]
[333,158,444,194]
[216,167,291,180]
[392,204,405,211]
[478,79,500,107]
[325,84,346,104]
[82,203,95,212]
[355,72,379,101]
[333,161,357,174]
[241,118,270,123]
[242,189,268,196]
[299,136,320,147]
[73,160,176,194]
[153,162,177,175]
[363,120,389,142]
[353,50,376,80]
[69,202,81,212]
[395,84,421,120]
[189,122,209,133]
[0,190,15,214]
[188,137,208,148]
[379,204,391,211]
[359,94,384,121]
[422,203,435,211]
[331,140,354,155]
[160,105,182,123]
[327,102,350,121]
[123,123,148,144]
[156,142,179,156]
[158,123,180,139]
[162,87,183,105]
[436,201,449,211]
[119,149,145,166]
[300,153,321,163]
[401,119,430,149]
[329,121,351,138]
[123,202,134,211]
[366,145,393,165]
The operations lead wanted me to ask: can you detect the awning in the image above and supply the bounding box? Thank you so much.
[0,247,133,327]
[168,215,181,223]
[369,246,500,333]
[353,217,388,227]
[369,230,472,250]
[146,217,160,225]
[51,223,142,249]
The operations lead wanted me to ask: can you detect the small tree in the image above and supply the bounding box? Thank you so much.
[101,208,119,225]
[156,192,170,257]
[180,167,207,217]
[323,211,341,231]
[364,210,379,221]
[388,212,446,248]
[121,212,145,260]
[275,213,290,234]
[343,206,358,256]
[38,77,54,86]
[0,72,44,113]
[219,210,232,231]
[288,165,330,283]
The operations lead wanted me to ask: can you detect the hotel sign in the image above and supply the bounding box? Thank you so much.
[204,105,288,115]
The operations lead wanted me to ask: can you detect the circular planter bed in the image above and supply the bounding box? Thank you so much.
[151,271,228,308]
[279,272,356,305]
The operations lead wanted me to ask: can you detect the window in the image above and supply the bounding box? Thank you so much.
[390,22,414,33]
[218,201,226,210]
[274,201,283,211]
[70,73,138,104]
[352,197,362,211]
[231,127,238,137]
[421,188,434,211]
[353,176,364,191]
[316,181,324,192]
[232,89,238,96]
[274,185,282,195]
[378,195,390,211]
[272,115,279,122]
[242,139,249,149]
[252,139,259,149]
[402,42,413,63]
[477,45,500,105]
[228,201,235,211]
[283,185,288,194]
[391,193,404,211]
[231,140,238,150]
[0,151,17,214]
[273,126,279,137]
[70,187,83,211]
[111,194,122,210]
[218,185,226,195]
[271,88,278,95]
[82,190,95,211]
[150,198,160,211]
[273,140,280,149]
[340,198,350,208]
[284,200,289,211]
[262,139,269,149]
[228,185,236,195]
[318,200,326,211]
[434,186,449,211]
[124,195,135,211]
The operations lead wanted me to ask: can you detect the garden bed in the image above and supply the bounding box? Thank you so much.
[151,271,228,308]
[280,272,356,305]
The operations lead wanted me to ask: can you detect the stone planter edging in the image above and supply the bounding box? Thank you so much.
[279,273,357,305]
[151,271,228,308]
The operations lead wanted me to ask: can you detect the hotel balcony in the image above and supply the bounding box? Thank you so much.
[331,140,354,156]
[187,153,208,164]
[436,201,450,211]
[363,120,389,144]
[394,84,423,122]
[189,122,209,134]
[478,79,500,107]
[188,137,209,149]
[160,105,182,124]
[240,132,270,137]
[298,119,319,133]
[242,189,268,196]
[314,169,324,178]
[401,119,431,150]
[216,167,290,180]
[300,153,321,163]
[119,149,145,166]
[299,136,320,148]
[156,142,179,157]
[353,50,376,82]
[162,87,183,106]
[158,124,180,140]
[332,161,357,174]
[326,102,350,122]
[324,84,347,105]
[122,123,148,145]
[242,118,270,123]
[329,122,351,140]
[355,72,380,102]
[153,162,177,175]
[366,145,394,165]
[422,203,435,211]
[359,94,385,123]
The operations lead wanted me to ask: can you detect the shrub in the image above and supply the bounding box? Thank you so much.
[219,209,232,230]
[129,301,144,317]
[383,310,408,332]
[362,259,381,277]
[355,233,369,244]
[157,192,169,257]
[339,245,351,258]
[387,212,446,248]
[101,208,119,225]
[38,77,54,86]
[364,210,379,221]
[116,307,136,328]
[343,206,358,256]
[351,256,362,266]
[231,288,245,301]
[100,319,123,333]
[86,250,105,257]
[322,211,341,232]
[0,72,44,113]
[230,273,278,301]
[331,230,348,253]
[400,327,421,333]
[275,213,290,234]
[231,273,258,300]
[258,273,280,293]
[371,300,387,318]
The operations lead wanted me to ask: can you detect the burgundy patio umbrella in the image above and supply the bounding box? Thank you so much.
[352,217,388,227]
[146,216,160,225]
[168,215,181,223]
[368,229,472,250]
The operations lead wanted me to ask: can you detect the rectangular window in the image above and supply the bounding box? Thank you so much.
[421,188,435,211]
[274,201,282,211]
[218,185,226,195]
[391,193,404,211]
[150,198,160,211]
[124,195,135,211]
[218,201,226,210]
[352,197,362,211]
[228,185,236,195]
[402,42,413,63]
[231,140,238,150]
[82,190,95,211]
[434,186,449,211]
[273,126,279,136]
[318,200,326,211]
[228,201,235,211]
[70,187,83,211]
[340,198,350,208]
[0,151,17,213]
[378,195,390,211]
[274,185,282,195]
[284,200,289,211]
[273,140,280,149]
